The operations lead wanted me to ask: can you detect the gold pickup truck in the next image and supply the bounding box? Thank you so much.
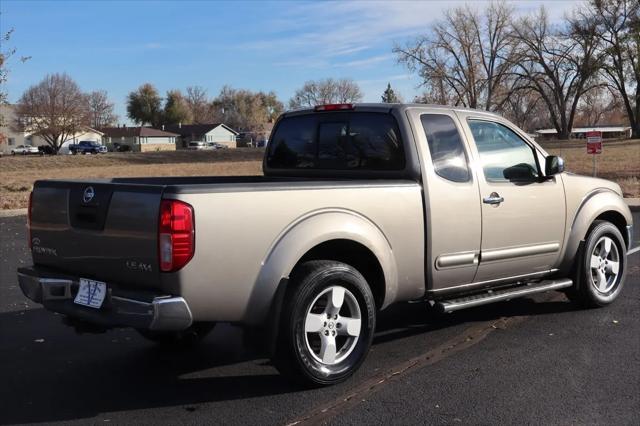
[18,103,633,385]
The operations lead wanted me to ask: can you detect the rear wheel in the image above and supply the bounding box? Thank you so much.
[567,220,627,307]
[137,322,215,346]
[273,260,376,386]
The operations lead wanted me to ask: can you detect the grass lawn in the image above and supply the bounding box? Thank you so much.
[0,149,263,210]
[1,140,638,210]
[540,139,639,198]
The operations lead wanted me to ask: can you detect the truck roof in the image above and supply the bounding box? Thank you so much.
[282,103,502,120]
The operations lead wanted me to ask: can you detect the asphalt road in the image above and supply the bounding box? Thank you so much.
[1,213,639,425]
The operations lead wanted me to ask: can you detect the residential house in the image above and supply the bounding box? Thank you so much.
[163,123,238,149]
[535,125,632,140]
[35,127,105,154]
[1,104,106,153]
[0,104,25,154]
[99,126,179,152]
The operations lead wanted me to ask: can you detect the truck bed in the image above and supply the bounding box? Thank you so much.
[30,177,425,323]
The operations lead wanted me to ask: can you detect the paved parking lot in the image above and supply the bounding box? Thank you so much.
[1,213,638,425]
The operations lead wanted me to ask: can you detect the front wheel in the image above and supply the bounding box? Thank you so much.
[567,220,627,307]
[273,260,376,386]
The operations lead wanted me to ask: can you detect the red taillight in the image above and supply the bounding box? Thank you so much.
[158,199,195,272]
[28,191,33,249]
[314,103,354,112]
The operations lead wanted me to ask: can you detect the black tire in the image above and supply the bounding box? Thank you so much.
[567,220,627,307]
[137,322,215,346]
[273,260,376,386]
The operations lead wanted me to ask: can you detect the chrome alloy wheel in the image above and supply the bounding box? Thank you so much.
[303,285,362,365]
[589,236,620,294]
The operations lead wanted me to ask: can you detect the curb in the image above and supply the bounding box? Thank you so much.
[0,208,27,218]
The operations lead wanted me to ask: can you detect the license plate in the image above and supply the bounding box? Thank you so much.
[74,278,107,309]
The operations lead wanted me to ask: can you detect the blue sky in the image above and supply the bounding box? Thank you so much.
[2,0,581,123]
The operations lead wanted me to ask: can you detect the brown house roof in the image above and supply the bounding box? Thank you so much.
[163,123,239,137]
[98,126,179,138]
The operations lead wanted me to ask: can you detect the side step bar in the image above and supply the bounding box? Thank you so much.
[436,278,573,313]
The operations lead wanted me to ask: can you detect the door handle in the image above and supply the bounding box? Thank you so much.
[483,192,504,205]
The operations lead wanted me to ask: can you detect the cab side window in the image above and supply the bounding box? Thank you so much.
[468,120,539,182]
[421,114,470,183]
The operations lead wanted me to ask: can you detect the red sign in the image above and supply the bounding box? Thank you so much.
[586,131,602,154]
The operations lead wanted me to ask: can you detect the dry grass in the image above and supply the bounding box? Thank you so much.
[1,141,638,210]
[540,139,640,197]
[1,150,263,210]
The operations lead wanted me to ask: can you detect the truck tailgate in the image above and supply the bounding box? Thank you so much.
[30,180,164,288]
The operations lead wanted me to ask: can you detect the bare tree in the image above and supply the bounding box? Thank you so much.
[589,0,639,137]
[0,26,30,127]
[413,78,458,105]
[212,86,284,133]
[87,90,117,128]
[185,86,213,124]
[500,87,547,132]
[575,86,623,126]
[289,78,363,108]
[510,7,603,139]
[14,73,88,153]
[394,1,515,110]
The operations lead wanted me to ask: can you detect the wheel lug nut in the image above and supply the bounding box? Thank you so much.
[324,330,329,336]
[337,323,341,328]
[332,331,336,336]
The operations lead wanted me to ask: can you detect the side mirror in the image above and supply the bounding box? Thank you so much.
[545,155,564,176]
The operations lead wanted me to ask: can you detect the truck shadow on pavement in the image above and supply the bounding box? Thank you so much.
[0,295,579,424]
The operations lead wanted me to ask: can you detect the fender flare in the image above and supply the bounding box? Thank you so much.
[244,208,397,326]
[558,188,632,273]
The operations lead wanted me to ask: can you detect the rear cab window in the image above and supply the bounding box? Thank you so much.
[266,112,405,171]
[420,114,470,183]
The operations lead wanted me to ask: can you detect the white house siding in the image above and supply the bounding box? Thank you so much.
[103,136,138,151]
[205,126,237,148]
[17,129,104,154]
[0,105,25,154]
[140,136,176,152]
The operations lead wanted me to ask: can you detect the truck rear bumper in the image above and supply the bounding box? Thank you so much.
[17,267,193,331]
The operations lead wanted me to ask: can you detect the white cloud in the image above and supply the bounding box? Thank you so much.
[239,0,583,70]
[341,54,395,69]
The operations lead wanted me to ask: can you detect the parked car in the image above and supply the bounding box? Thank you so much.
[38,145,56,155]
[11,145,41,155]
[18,103,634,386]
[69,141,107,155]
[206,142,227,150]
[112,142,132,152]
[187,141,207,150]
